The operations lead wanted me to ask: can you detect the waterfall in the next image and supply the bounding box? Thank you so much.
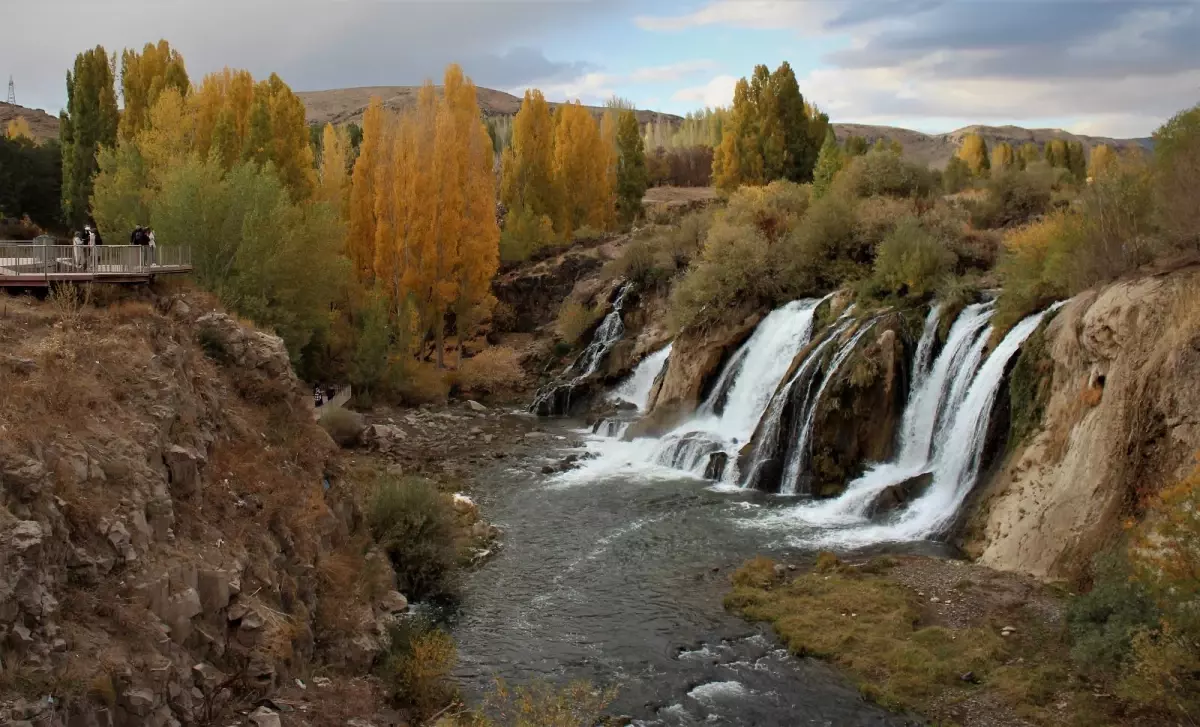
[644,299,825,478]
[530,283,633,416]
[610,344,673,412]
[752,302,1061,546]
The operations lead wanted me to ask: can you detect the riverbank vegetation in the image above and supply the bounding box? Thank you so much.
[727,550,1193,726]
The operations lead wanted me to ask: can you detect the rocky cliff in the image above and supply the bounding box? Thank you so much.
[0,292,404,725]
[964,267,1200,579]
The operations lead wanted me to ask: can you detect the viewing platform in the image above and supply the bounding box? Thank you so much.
[0,239,192,287]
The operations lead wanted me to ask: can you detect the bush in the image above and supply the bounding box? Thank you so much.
[992,212,1071,335]
[723,180,811,241]
[864,216,957,300]
[319,406,364,447]
[501,205,559,263]
[451,680,618,727]
[458,346,526,397]
[379,618,458,717]
[784,192,866,291]
[969,162,1061,229]
[391,361,451,407]
[835,150,936,199]
[731,556,782,589]
[369,476,462,601]
[669,218,776,330]
[554,300,601,344]
[1067,549,1160,677]
[573,225,607,243]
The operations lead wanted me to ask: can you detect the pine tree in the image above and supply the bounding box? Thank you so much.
[61,45,119,226]
[615,109,648,224]
[317,123,350,219]
[957,133,990,176]
[118,40,189,141]
[991,142,1016,172]
[348,96,384,284]
[811,128,843,199]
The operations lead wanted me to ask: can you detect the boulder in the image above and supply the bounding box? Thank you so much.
[865,473,934,519]
[164,445,204,499]
[249,706,281,727]
[378,591,408,614]
[703,452,729,481]
[466,399,488,413]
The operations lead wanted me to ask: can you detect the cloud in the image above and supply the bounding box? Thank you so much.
[8,0,629,114]
[521,60,718,106]
[672,74,739,107]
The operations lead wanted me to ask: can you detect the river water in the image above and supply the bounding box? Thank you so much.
[450,418,917,726]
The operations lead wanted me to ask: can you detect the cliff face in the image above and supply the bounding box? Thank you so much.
[965,267,1200,579]
[0,292,400,725]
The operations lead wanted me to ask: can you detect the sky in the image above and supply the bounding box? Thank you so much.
[5,0,1200,138]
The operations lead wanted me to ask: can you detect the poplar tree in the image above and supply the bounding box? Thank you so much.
[317,123,350,219]
[348,96,384,284]
[500,89,558,232]
[772,62,816,181]
[61,45,119,226]
[811,128,843,199]
[118,40,189,141]
[712,78,763,192]
[956,133,990,176]
[991,141,1016,172]
[5,118,32,140]
[1087,144,1116,180]
[1065,140,1087,182]
[615,109,648,224]
[1044,139,1069,169]
[552,101,611,237]
[1017,142,1041,169]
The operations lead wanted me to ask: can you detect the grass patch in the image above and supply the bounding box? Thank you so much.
[368,475,464,602]
[450,680,620,726]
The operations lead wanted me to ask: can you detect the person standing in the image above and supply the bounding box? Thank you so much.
[72,229,84,268]
[147,227,157,266]
[84,224,96,271]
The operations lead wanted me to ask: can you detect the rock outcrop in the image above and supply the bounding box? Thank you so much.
[0,293,401,725]
[964,268,1200,579]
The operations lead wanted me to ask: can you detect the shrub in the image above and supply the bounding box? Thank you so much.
[992,212,1071,335]
[1152,103,1200,248]
[784,192,866,291]
[452,680,618,727]
[458,346,526,397]
[864,216,957,300]
[501,205,559,263]
[379,618,458,717]
[723,180,811,241]
[731,556,782,589]
[554,300,601,344]
[969,162,1060,229]
[369,476,462,600]
[573,225,607,243]
[1068,550,1160,678]
[319,406,364,447]
[835,150,936,199]
[390,361,451,407]
[669,218,776,330]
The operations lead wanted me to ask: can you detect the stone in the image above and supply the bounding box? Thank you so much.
[9,624,34,648]
[249,706,281,727]
[379,591,408,614]
[192,663,227,691]
[197,569,233,613]
[8,520,43,552]
[466,400,488,412]
[106,521,135,560]
[864,472,934,520]
[541,465,556,475]
[164,445,204,498]
[703,452,729,481]
[123,687,156,716]
[165,588,204,643]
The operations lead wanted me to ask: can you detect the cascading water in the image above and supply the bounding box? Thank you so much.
[530,284,633,416]
[610,344,673,412]
[751,302,1061,546]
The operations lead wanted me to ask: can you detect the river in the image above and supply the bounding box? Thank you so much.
[449,417,916,726]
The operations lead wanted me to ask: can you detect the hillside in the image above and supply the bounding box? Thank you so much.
[0,102,59,143]
[298,85,681,127]
[833,122,1152,169]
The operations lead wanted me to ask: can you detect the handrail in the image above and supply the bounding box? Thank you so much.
[0,242,192,283]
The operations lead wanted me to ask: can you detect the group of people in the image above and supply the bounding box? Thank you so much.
[68,224,157,269]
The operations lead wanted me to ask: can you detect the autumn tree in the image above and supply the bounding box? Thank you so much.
[1065,140,1087,181]
[118,40,189,141]
[61,45,119,226]
[811,128,843,199]
[615,109,648,224]
[712,78,763,191]
[500,90,558,234]
[956,133,990,176]
[1044,139,1069,169]
[347,96,384,284]
[552,101,612,237]
[844,136,869,156]
[1087,144,1116,179]
[316,123,350,219]
[1017,142,1041,169]
[5,117,32,140]
[991,141,1016,171]
[943,155,971,193]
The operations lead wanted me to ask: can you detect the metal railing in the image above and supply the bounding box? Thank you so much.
[0,241,191,282]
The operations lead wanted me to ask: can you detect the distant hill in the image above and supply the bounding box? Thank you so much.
[297,85,681,128]
[0,102,60,143]
[832,122,1152,169]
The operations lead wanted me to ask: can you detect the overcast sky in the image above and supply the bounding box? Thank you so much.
[6,0,1199,137]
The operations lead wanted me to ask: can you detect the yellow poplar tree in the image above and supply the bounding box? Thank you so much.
[599,111,619,229]
[317,123,350,219]
[191,68,255,161]
[5,117,32,140]
[957,133,990,176]
[991,141,1015,171]
[119,40,190,141]
[1087,144,1116,179]
[552,101,611,237]
[500,89,558,234]
[261,73,315,200]
[348,96,384,284]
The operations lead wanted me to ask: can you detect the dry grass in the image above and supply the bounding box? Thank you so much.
[457,346,527,397]
[554,300,601,345]
[450,680,620,727]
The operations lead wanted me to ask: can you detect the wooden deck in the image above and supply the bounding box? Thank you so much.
[0,243,192,287]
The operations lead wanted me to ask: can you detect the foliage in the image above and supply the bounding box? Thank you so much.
[500,205,558,263]
[554,300,601,345]
[864,216,956,300]
[712,62,826,191]
[1087,144,1116,180]
[811,128,843,199]
[1067,550,1160,677]
[615,110,648,225]
[458,346,527,398]
[61,45,119,226]
[452,680,619,727]
[942,155,971,194]
[835,149,935,199]
[501,90,559,234]
[1152,103,1200,248]
[378,618,458,718]
[991,141,1016,172]
[368,475,462,601]
[957,133,990,177]
[1006,321,1052,447]
[553,102,614,237]
[969,162,1059,229]
[118,40,190,141]
[5,117,32,140]
[319,406,365,448]
[316,122,350,219]
[644,107,727,150]
[992,212,1071,335]
[0,136,62,227]
[347,96,383,284]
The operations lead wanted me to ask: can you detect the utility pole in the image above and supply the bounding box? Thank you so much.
[5,76,14,105]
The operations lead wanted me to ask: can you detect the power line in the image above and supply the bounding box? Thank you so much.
[5,76,14,105]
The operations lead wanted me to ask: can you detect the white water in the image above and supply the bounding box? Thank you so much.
[751,303,1060,546]
[610,344,673,411]
[576,284,633,377]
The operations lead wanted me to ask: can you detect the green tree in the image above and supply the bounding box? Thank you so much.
[943,155,971,193]
[1065,140,1087,182]
[771,61,818,182]
[956,133,990,176]
[1017,142,1041,169]
[61,45,119,226]
[1152,103,1200,245]
[242,96,273,165]
[615,109,648,224]
[1044,139,1069,169]
[811,128,843,199]
[0,136,62,227]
